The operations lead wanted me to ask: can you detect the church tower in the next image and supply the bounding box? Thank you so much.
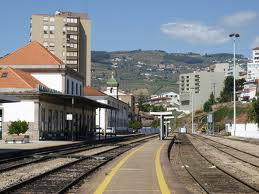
[106,72,119,99]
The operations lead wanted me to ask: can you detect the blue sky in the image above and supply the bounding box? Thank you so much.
[1,0,259,58]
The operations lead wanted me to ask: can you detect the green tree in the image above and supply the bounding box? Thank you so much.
[8,120,29,136]
[248,98,259,126]
[129,120,142,130]
[203,92,215,112]
[219,77,246,102]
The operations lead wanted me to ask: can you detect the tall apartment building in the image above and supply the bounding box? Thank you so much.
[247,47,259,80]
[252,47,259,63]
[179,71,225,112]
[30,11,91,86]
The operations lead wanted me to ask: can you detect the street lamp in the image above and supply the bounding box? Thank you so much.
[229,33,240,136]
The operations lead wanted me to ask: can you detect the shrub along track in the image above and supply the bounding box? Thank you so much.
[0,134,158,194]
[177,133,258,194]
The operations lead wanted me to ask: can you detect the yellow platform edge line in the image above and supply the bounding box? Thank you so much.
[94,144,145,194]
[155,143,171,194]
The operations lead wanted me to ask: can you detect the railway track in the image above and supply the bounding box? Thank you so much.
[193,134,259,168]
[0,134,157,193]
[0,134,148,174]
[177,134,258,194]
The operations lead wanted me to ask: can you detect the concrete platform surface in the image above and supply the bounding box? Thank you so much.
[77,136,191,194]
[0,134,136,155]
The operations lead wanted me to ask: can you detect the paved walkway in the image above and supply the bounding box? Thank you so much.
[79,137,183,194]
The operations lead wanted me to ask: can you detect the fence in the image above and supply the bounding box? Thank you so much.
[225,123,259,138]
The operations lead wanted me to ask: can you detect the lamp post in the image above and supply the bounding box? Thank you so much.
[229,33,240,136]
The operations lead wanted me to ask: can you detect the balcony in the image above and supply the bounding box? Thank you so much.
[66,47,78,52]
[66,30,78,35]
[66,56,78,60]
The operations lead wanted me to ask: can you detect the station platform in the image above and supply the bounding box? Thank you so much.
[77,135,190,194]
[0,134,141,156]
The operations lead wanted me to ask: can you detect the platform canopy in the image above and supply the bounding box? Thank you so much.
[0,95,20,103]
[150,112,173,116]
[158,116,175,119]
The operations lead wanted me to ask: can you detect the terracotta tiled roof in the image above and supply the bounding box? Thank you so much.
[0,41,64,66]
[84,86,107,96]
[0,67,44,89]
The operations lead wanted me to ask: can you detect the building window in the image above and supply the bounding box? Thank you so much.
[54,110,58,132]
[72,81,74,95]
[76,83,78,95]
[1,72,8,78]
[80,85,82,96]
[50,17,55,22]
[50,34,55,39]
[66,79,70,94]
[110,88,113,93]
[43,42,48,47]
[49,42,55,47]
[43,25,48,30]
[44,34,49,39]
[49,25,55,31]
[48,109,52,132]
[43,16,48,22]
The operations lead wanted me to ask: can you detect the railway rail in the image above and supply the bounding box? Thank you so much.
[177,134,258,194]
[0,134,147,174]
[0,134,158,193]
[193,134,259,168]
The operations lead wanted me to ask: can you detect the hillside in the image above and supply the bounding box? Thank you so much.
[91,50,248,96]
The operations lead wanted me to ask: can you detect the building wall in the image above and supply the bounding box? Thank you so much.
[1,98,96,141]
[31,73,83,96]
[247,63,259,80]
[1,101,35,122]
[95,97,129,132]
[253,50,259,63]
[0,100,39,140]
[32,73,63,92]
[179,71,225,112]
[65,75,83,96]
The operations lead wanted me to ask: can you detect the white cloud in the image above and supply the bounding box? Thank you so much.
[251,36,259,48]
[160,22,229,45]
[223,11,257,27]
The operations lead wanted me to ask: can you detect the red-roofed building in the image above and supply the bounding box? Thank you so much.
[0,43,112,141]
[0,41,84,96]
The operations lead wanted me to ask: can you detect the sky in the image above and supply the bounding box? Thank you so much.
[1,0,259,58]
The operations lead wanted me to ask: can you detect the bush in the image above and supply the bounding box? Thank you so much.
[151,119,160,128]
[129,120,142,130]
[8,120,29,136]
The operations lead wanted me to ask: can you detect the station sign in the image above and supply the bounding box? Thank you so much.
[66,114,73,120]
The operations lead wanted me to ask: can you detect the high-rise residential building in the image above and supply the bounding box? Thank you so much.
[30,11,91,86]
[179,71,225,112]
[247,47,259,81]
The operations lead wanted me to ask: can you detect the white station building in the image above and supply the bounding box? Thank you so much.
[84,76,129,134]
[0,42,111,141]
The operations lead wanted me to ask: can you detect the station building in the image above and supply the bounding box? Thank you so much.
[0,42,111,141]
[84,76,129,134]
